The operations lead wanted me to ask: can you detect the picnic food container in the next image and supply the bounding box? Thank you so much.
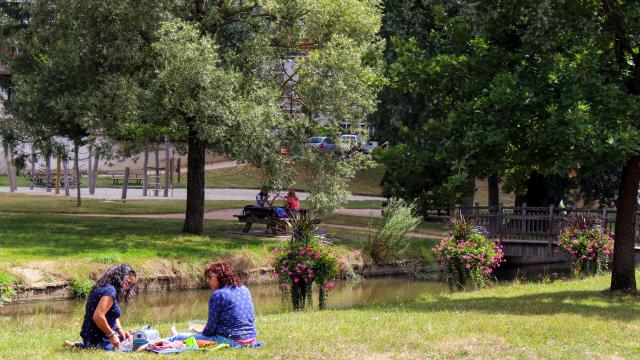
[132,325,160,351]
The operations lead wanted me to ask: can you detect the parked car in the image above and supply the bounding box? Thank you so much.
[362,140,378,153]
[338,134,361,152]
[309,136,336,151]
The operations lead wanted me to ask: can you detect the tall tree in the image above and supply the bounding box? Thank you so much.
[6,0,170,206]
[378,0,640,292]
[157,0,384,234]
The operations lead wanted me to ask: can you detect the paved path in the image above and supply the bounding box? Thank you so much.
[0,186,384,202]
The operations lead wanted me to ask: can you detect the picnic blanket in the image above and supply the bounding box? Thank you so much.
[145,337,261,354]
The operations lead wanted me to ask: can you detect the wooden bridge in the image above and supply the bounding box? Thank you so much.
[433,205,640,266]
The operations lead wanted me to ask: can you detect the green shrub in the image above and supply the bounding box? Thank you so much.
[70,276,94,298]
[370,199,421,264]
[0,271,16,304]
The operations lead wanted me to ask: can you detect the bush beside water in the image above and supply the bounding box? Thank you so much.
[70,276,94,298]
[370,199,421,264]
[0,271,16,305]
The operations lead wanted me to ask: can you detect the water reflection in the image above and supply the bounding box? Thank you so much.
[0,278,443,328]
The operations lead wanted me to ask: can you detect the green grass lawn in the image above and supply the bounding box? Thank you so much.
[1,272,639,358]
[0,193,381,214]
[323,214,449,237]
[0,193,248,214]
[0,213,436,282]
[204,163,385,195]
[0,214,276,280]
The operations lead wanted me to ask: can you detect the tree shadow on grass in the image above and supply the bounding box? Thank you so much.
[0,214,280,259]
[368,289,640,322]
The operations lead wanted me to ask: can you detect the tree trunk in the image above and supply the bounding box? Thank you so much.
[488,174,500,212]
[55,154,61,194]
[3,143,14,193]
[63,154,70,196]
[8,147,16,192]
[143,147,149,196]
[459,176,475,217]
[74,143,81,207]
[183,128,206,234]
[610,155,640,293]
[164,136,170,197]
[30,149,36,190]
[91,150,99,194]
[45,153,51,192]
[87,145,93,194]
[154,144,160,197]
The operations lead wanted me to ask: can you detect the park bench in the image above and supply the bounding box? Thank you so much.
[234,206,310,236]
[105,170,144,185]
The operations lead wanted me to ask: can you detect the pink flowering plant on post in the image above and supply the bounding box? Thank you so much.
[433,215,505,290]
[269,215,340,310]
[557,216,614,276]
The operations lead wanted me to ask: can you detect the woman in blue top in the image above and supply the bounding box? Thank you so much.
[169,262,257,346]
[76,264,137,350]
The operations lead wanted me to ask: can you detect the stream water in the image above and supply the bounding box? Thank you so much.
[0,277,443,328]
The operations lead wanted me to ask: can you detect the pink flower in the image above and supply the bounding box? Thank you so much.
[293,278,299,283]
[465,264,471,269]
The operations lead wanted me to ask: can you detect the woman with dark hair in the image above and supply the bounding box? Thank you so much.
[169,262,257,346]
[76,264,137,350]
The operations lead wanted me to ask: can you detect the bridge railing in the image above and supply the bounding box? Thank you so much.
[426,204,638,249]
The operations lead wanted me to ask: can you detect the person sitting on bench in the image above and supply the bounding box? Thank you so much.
[255,188,277,208]
[283,189,300,211]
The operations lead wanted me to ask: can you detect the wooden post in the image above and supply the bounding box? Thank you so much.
[87,145,93,194]
[30,149,36,190]
[522,203,527,236]
[154,143,160,197]
[3,143,14,192]
[176,157,181,183]
[91,150,99,194]
[169,157,174,185]
[8,147,16,192]
[55,155,61,194]
[548,204,554,255]
[497,203,503,242]
[601,207,608,232]
[74,143,81,207]
[164,136,170,197]
[142,148,149,196]
[63,154,70,196]
[121,167,130,200]
[45,152,51,192]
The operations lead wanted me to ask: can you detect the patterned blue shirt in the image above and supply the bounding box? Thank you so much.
[202,285,257,340]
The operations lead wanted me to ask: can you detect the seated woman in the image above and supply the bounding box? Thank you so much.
[283,189,300,211]
[73,264,137,350]
[169,262,257,346]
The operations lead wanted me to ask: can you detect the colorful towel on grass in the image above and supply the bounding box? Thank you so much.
[146,338,261,354]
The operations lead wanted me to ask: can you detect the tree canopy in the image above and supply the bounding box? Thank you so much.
[376,0,640,292]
